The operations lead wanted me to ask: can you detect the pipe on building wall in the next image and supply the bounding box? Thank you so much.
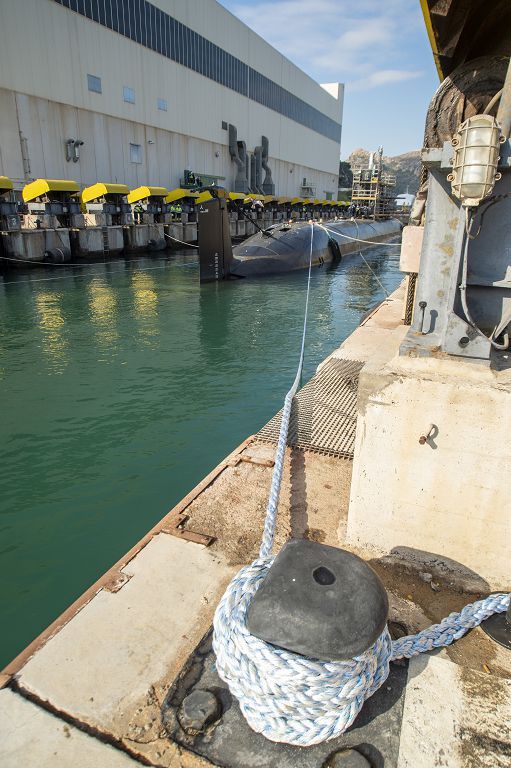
[228,124,248,192]
[14,93,31,180]
[65,139,75,163]
[65,139,84,163]
[261,135,275,195]
[73,140,84,163]
[253,146,263,193]
[249,153,256,193]
[237,141,248,192]
[19,132,31,179]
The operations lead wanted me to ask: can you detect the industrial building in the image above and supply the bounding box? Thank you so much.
[0,0,343,198]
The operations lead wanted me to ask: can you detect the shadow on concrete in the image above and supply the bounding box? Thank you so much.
[367,546,493,683]
[385,546,491,594]
[289,446,308,539]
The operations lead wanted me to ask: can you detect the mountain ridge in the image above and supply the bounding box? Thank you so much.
[339,149,421,196]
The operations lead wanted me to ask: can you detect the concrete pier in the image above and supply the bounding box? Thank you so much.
[1,228,71,264]
[123,223,166,253]
[0,220,200,265]
[0,211,352,266]
[70,226,125,258]
[323,293,511,588]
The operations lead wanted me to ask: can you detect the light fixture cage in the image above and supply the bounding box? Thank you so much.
[449,114,503,207]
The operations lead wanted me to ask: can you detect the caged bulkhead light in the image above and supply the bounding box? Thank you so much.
[448,114,504,207]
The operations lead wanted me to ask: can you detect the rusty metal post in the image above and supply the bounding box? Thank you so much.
[496,57,511,140]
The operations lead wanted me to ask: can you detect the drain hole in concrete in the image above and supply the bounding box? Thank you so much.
[388,621,408,640]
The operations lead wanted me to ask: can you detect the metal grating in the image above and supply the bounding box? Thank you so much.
[256,358,364,458]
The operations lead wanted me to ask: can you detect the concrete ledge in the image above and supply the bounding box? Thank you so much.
[319,282,407,371]
[340,284,511,588]
[0,688,138,767]
[398,655,511,767]
[16,535,234,737]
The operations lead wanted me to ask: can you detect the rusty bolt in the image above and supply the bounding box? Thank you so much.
[177,689,221,735]
[324,748,372,767]
[419,424,435,445]
[418,301,428,334]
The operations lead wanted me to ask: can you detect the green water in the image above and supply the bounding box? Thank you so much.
[0,246,401,667]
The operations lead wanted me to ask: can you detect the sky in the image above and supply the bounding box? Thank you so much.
[216,0,439,158]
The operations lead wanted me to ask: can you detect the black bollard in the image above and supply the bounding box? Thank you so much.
[247,539,389,661]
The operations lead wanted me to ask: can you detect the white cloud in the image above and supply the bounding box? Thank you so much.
[219,0,423,90]
[350,69,424,91]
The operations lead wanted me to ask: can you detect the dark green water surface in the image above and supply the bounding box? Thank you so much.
[0,245,401,667]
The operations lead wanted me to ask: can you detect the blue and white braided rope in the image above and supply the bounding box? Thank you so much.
[259,222,315,561]
[212,223,511,746]
[213,560,510,746]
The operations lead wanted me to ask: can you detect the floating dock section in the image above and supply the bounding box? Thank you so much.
[0,177,352,267]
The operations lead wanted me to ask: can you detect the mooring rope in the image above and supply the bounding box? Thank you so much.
[212,221,511,747]
[164,231,199,248]
[259,222,315,559]
[319,221,391,298]
[320,221,402,248]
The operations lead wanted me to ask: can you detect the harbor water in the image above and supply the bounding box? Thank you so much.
[0,244,402,667]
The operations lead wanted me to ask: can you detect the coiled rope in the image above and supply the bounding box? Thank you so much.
[213,223,511,747]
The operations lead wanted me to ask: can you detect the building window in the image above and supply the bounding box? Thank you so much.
[221,121,228,130]
[123,86,135,104]
[130,143,142,164]
[66,0,342,142]
[157,98,168,111]
[87,74,102,94]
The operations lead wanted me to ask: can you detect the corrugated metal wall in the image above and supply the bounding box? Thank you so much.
[0,0,343,194]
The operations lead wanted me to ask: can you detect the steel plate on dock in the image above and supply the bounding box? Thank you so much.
[256,358,364,458]
[161,630,408,768]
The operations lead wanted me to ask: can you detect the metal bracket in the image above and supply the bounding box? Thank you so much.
[444,311,491,359]
[227,455,275,468]
[102,571,132,593]
[161,513,215,547]
[161,630,408,768]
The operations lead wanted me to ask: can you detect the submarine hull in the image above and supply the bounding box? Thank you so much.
[230,219,402,276]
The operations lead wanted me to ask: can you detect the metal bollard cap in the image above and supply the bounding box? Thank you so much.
[247,539,389,660]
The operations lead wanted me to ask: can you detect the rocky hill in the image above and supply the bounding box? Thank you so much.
[343,149,421,196]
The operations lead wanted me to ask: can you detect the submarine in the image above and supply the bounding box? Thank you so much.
[230,217,401,276]
[196,190,402,281]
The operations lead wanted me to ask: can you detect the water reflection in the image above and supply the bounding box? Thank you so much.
[0,246,402,669]
[344,263,382,310]
[344,247,395,313]
[34,291,68,374]
[88,278,119,350]
[131,272,159,347]
[198,282,232,365]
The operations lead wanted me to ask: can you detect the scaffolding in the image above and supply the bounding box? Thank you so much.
[351,148,396,218]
